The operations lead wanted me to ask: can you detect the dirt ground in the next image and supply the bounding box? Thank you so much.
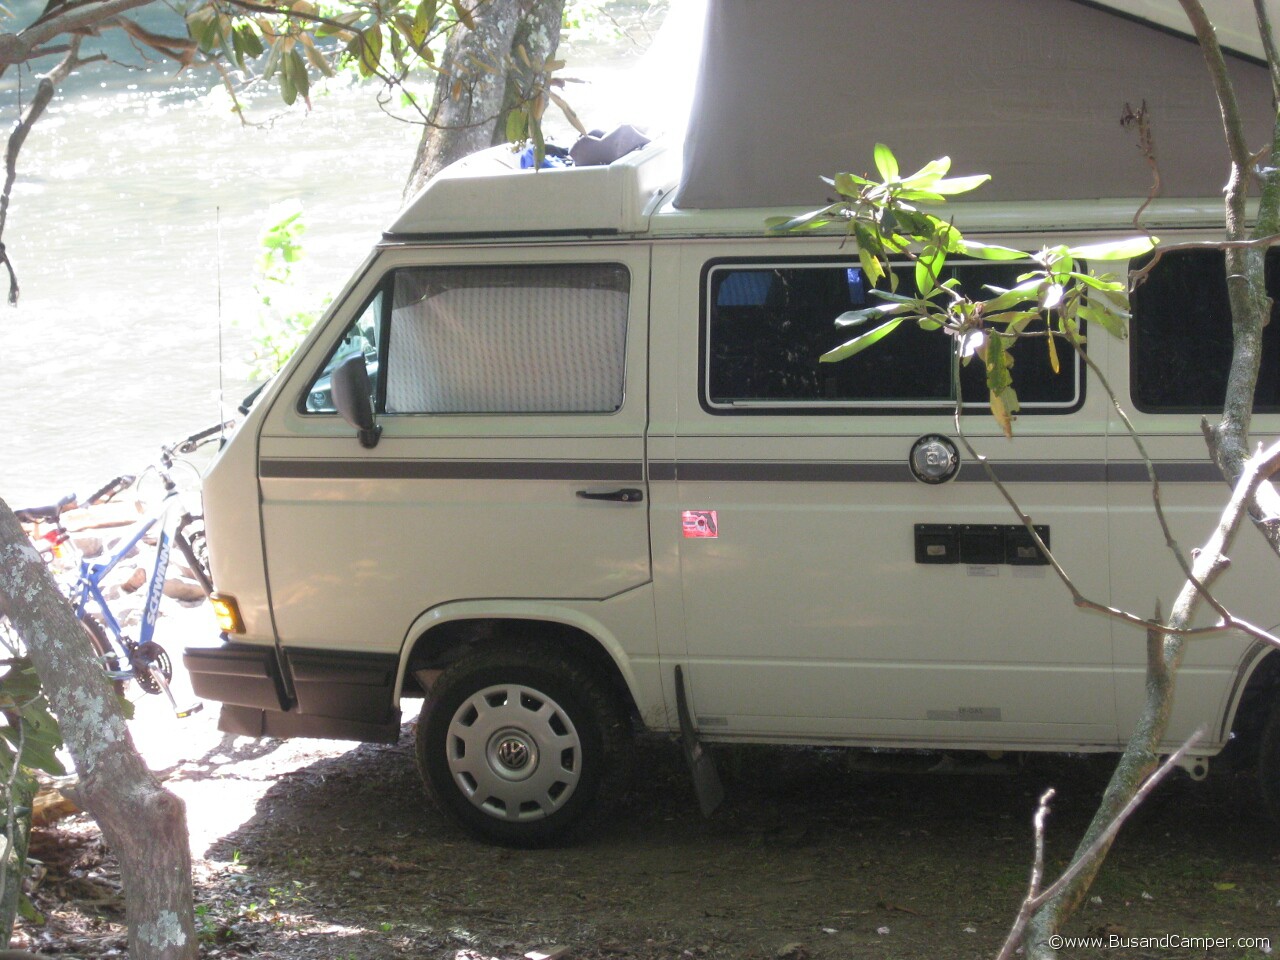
[11,609,1280,960]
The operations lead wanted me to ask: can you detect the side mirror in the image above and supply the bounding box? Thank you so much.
[331,356,382,449]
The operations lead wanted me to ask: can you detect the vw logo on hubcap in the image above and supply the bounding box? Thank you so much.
[496,736,531,770]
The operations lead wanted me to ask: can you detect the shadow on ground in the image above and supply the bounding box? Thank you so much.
[194,725,1280,960]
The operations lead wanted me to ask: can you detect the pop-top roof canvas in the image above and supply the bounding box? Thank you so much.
[673,0,1277,208]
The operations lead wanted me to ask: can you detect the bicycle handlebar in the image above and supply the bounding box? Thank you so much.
[86,475,136,507]
[17,421,231,522]
[165,420,236,457]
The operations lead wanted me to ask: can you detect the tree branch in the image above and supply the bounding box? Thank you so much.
[0,0,155,72]
[998,733,1202,960]
[0,38,87,303]
[1255,0,1280,100]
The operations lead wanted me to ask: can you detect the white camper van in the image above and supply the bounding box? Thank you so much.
[184,137,1280,845]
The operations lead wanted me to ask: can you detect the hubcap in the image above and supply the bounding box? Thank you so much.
[447,683,581,822]
[489,729,537,779]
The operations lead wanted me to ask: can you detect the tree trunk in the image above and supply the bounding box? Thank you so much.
[1023,453,1269,957]
[489,0,564,149]
[404,0,565,199]
[0,501,196,959]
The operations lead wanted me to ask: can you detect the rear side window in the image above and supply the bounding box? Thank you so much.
[1130,249,1280,412]
[704,261,1081,411]
[384,263,630,414]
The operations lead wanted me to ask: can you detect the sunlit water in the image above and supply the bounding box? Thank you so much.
[0,1,703,506]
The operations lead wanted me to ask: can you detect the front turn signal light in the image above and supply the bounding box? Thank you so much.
[209,593,245,635]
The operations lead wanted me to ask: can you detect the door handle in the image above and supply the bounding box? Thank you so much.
[576,488,644,503]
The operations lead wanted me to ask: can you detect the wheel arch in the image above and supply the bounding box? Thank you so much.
[1221,641,1280,749]
[394,600,643,721]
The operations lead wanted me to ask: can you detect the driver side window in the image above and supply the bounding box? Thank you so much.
[303,288,383,413]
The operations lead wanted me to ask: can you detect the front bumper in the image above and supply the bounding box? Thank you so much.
[183,642,402,744]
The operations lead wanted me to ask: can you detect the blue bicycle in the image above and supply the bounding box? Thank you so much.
[12,424,228,717]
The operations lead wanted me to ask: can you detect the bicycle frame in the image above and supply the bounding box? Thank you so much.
[70,489,201,715]
[73,492,179,654]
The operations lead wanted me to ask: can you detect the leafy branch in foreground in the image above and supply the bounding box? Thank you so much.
[768,143,1156,437]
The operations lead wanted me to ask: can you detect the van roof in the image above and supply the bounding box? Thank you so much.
[386,140,681,239]
[385,138,1229,243]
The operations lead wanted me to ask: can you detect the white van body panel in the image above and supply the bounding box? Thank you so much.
[649,238,1118,748]
[189,141,1280,774]
[256,243,653,655]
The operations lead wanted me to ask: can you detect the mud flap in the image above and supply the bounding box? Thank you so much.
[674,664,724,817]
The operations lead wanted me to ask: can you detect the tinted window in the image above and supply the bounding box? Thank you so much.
[1130,249,1280,412]
[705,261,1080,410]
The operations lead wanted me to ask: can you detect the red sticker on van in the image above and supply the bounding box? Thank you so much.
[682,510,719,538]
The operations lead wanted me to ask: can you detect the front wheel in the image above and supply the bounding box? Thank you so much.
[80,613,126,695]
[416,644,629,847]
[1257,699,1280,823]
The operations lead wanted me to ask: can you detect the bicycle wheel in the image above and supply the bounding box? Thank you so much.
[175,515,212,595]
[80,613,126,695]
[0,616,23,663]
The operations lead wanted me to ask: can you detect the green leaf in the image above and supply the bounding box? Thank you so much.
[820,317,904,363]
[984,334,1018,438]
[1047,329,1060,374]
[412,0,438,49]
[834,303,908,327]
[985,332,1013,395]
[531,114,546,167]
[505,108,527,144]
[763,203,843,234]
[237,24,264,59]
[1068,236,1159,261]
[279,63,297,105]
[900,156,950,188]
[1071,271,1125,293]
[834,172,870,196]
[896,189,946,204]
[930,174,991,196]
[866,289,918,304]
[1078,301,1127,338]
[216,13,236,66]
[293,48,310,100]
[959,240,1029,261]
[302,36,335,77]
[916,246,947,299]
[984,309,1041,329]
[873,143,899,181]
[982,278,1042,312]
[348,26,383,77]
[263,36,284,79]
[185,5,219,54]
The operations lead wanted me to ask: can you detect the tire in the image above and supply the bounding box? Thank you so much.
[416,644,630,847]
[176,516,212,595]
[1259,701,1280,824]
[80,613,126,696]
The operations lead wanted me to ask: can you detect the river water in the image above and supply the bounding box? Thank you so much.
[0,1,699,506]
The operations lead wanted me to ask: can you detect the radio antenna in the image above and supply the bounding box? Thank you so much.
[216,205,226,438]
